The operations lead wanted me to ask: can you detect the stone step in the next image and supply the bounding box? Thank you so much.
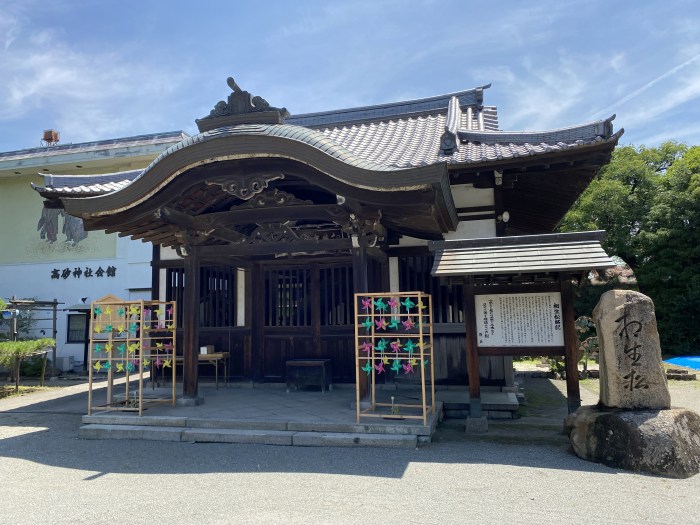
[82,413,438,436]
[79,423,419,448]
[292,432,417,448]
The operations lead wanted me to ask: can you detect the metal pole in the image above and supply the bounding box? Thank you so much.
[52,299,58,377]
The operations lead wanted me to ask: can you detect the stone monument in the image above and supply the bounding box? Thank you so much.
[565,290,700,478]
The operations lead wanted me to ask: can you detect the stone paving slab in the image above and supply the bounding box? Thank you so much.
[79,423,184,441]
[292,431,417,448]
[183,428,294,445]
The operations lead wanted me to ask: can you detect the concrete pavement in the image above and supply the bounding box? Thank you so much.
[1,376,699,524]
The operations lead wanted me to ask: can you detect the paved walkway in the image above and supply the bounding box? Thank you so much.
[1,376,699,525]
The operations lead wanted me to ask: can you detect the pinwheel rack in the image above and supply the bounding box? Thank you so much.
[87,298,177,416]
[354,291,435,425]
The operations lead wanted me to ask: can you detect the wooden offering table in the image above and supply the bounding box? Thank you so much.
[176,352,230,389]
[286,359,332,393]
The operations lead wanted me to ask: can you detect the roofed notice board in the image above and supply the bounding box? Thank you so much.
[475,292,564,347]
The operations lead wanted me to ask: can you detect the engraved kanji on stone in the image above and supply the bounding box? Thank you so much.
[623,343,643,365]
[622,369,649,391]
[615,310,642,340]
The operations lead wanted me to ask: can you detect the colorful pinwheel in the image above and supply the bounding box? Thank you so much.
[390,340,402,352]
[403,362,414,374]
[374,361,386,374]
[361,361,373,374]
[401,297,415,311]
[374,298,388,313]
[361,297,373,311]
[388,318,400,330]
[390,359,402,373]
[402,317,415,331]
[374,317,387,330]
[359,341,373,353]
[361,317,373,330]
[387,297,399,309]
[375,338,388,352]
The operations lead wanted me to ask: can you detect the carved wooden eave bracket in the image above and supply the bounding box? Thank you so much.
[205,173,285,201]
[196,77,290,132]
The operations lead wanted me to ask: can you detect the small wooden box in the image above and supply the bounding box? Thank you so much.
[286,359,332,393]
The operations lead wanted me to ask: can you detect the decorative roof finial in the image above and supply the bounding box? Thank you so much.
[196,76,290,132]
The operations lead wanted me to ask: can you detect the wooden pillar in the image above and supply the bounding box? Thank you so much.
[560,273,581,413]
[463,277,482,417]
[244,267,255,380]
[352,244,369,397]
[250,264,263,382]
[183,245,200,399]
[311,263,321,358]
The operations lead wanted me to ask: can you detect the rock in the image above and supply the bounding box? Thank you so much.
[593,290,670,409]
[565,405,700,478]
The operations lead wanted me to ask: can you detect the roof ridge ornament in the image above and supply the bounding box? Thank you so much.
[196,77,290,132]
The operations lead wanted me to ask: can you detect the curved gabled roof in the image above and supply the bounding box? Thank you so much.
[31,80,623,242]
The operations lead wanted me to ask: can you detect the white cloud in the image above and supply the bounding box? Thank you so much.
[0,10,189,145]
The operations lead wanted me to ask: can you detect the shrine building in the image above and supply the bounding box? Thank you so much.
[33,77,622,404]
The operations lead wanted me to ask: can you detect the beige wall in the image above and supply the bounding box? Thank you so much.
[0,175,116,264]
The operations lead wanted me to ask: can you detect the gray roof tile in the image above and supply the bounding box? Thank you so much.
[33,87,621,197]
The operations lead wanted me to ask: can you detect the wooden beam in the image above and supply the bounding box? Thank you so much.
[560,273,581,413]
[155,207,248,244]
[477,346,564,357]
[198,238,352,257]
[200,204,349,227]
[463,278,482,417]
[182,245,200,399]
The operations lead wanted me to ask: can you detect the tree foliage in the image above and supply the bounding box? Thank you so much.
[559,142,699,355]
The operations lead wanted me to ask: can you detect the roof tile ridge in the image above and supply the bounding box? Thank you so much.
[439,96,462,156]
[457,115,618,144]
[286,85,490,128]
[0,130,188,158]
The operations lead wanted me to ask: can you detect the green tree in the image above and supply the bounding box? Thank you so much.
[559,142,699,354]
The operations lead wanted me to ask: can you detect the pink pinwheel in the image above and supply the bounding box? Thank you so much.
[387,297,399,309]
[361,298,373,311]
[403,362,414,374]
[390,340,402,352]
[374,361,386,374]
[167,306,174,317]
[402,317,415,331]
[375,317,388,330]
[359,341,373,353]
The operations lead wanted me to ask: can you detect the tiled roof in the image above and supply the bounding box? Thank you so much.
[33,86,621,197]
[0,131,188,162]
[430,231,615,276]
[287,86,491,128]
[33,170,140,196]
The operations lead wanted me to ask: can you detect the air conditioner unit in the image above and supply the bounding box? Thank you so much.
[57,356,74,372]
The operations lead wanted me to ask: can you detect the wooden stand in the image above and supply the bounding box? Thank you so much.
[354,292,435,425]
[87,297,177,416]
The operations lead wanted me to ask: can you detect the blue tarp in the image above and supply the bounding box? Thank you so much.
[664,356,700,371]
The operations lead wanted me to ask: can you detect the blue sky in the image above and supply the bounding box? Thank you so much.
[1,0,699,152]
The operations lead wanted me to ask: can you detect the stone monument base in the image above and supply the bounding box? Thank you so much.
[565,405,700,478]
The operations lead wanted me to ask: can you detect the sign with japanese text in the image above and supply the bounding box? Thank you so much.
[475,292,564,347]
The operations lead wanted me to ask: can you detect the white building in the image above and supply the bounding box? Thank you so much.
[0,131,187,371]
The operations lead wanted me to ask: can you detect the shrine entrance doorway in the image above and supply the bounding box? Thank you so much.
[255,260,358,383]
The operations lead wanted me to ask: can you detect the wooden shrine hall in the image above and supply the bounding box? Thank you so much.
[34,76,622,404]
